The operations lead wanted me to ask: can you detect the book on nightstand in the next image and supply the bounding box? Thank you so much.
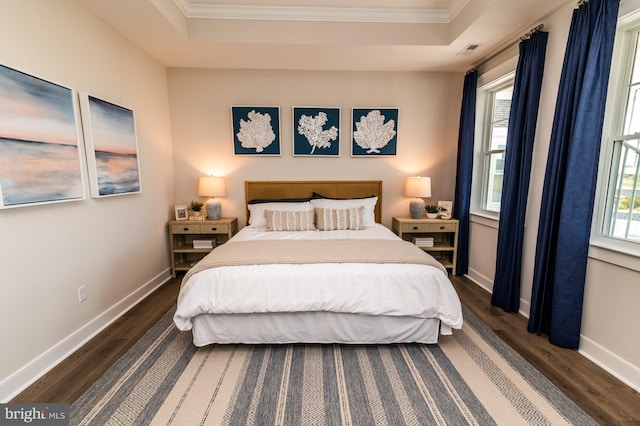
[192,239,215,249]
[412,237,434,247]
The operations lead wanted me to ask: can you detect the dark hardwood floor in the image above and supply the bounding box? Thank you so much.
[12,275,640,424]
[11,278,182,405]
[450,275,640,425]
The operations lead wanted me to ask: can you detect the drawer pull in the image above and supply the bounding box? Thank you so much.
[440,226,445,230]
[210,227,217,231]
[412,226,419,230]
[183,227,189,231]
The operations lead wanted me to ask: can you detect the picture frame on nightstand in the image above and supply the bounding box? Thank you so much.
[175,204,188,221]
[438,201,453,219]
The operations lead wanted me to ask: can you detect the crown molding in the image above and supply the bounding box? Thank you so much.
[172,0,456,23]
[448,0,471,21]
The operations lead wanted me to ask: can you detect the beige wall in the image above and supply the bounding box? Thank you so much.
[0,0,175,400]
[167,68,463,228]
[467,1,640,391]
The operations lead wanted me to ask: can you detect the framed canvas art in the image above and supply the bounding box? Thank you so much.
[351,108,398,157]
[79,93,141,198]
[0,64,85,208]
[293,107,340,156]
[231,106,281,156]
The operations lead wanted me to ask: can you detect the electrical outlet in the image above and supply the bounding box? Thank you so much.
[77,285,87,303]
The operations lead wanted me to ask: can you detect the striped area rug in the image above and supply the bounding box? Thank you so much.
[71,308,596,425]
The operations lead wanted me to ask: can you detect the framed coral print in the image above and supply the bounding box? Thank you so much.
[351,108,398,157]
[231,106,281,155]
[293,107,340,156]
[79,93,141,198]
[0,64,85,208]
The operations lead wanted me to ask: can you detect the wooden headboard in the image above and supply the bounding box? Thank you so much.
[245,180,382,223]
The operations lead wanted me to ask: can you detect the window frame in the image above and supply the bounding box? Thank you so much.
[591,12,640,270]
[474,72,515,217]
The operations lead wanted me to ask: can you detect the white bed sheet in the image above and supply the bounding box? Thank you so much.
[190,312,442,345]
[174,224,463,345]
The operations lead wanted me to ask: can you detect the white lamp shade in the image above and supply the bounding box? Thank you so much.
[198,176,227,197]
[404,176,431,198]
[198,176,226,220]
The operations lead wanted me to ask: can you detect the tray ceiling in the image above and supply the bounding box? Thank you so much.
[74,0,571,71]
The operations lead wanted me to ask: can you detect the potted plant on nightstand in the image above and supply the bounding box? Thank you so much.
[425,204,441,219]
[189,200,204,218]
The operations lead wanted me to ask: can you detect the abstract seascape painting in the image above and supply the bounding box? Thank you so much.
[79,94,141,197]
[0,64,85,208]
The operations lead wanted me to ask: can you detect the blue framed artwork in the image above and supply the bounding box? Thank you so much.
[231,106,281,156]
[79,93,142,198]
[0,64,85,208]
[293,107,340,156]
[351,108,398,157]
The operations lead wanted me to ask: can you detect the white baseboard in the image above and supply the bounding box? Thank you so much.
[518,299,530,319]
[463,271,640,393]
[579,335,640,393]
[0,269,172,403]
[5,268,638,401]
[465,268,493,293]
[465,268,530,318]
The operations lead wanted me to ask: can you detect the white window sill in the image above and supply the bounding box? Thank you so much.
[470,212,640,271]
[470,211,499,229]
[589,236,640,273]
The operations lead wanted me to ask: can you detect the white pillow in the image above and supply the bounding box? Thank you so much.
[310,196,377,226]
[248,201,312,228]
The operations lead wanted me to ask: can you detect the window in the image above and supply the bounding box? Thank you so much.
[479,77,514,213]
[603,138,640,241]
[597,22,640,247]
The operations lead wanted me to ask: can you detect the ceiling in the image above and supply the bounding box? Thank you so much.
[74,0,570,72]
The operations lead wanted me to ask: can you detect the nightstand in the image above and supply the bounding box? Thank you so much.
[392,217,459,275]
[168,217,238,277]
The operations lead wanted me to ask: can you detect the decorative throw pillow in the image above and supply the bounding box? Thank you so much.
[248,201,312,228]
[265,209,316,231]
[310,197,377,226]
[315,206,365,231]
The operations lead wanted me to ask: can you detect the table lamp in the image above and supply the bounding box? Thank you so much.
[198,176,226,220]
[404,176,431,219]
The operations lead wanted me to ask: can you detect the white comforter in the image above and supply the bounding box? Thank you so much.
[174,224,463,333]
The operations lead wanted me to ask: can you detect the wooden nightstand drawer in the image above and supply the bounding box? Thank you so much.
[392,217,459,275]
[403,222,457,233]
[171,223,202,234]
[199,223,229,234]
[168,218,238,278]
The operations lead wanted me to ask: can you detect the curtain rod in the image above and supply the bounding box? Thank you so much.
[521,24,544,40]
[577,0,589,6]
[467,24,544,73]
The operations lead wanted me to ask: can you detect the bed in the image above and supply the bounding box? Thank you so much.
[174,180,463,346]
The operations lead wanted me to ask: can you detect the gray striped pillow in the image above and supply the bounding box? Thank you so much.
[265,209,316,231]
[315,206,365,231]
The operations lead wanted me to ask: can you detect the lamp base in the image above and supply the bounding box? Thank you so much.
[205,198,221,220]
[409,199,425,219]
